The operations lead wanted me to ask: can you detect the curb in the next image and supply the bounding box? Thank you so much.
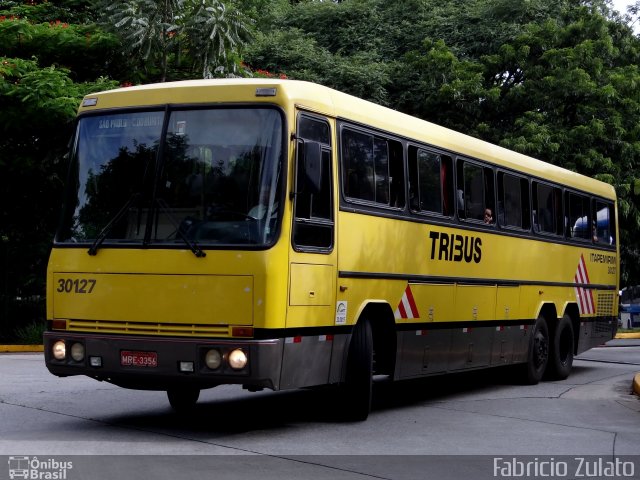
[615,333,640,339]
[0,345,44,353]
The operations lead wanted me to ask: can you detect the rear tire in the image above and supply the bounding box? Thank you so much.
[167,386,200,412]
[546,314,574,380]
[521,315,549,385]
[339,319,373,421]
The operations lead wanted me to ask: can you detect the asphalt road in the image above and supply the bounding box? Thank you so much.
[0,341,639,480]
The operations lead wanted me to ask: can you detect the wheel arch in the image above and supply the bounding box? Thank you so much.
[536,302,558,327]
[353,301,397,376]
[562,303,581,355]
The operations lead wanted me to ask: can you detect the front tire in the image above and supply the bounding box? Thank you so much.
[547,314,574,380]
[167,386,200,413]
[340,319,373,421]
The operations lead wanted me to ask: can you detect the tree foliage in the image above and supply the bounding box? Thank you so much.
[246,0,640,286]
[3,0,640,337]
[96,0,250,81]
[478,3,640,284]
[0,1,119,336]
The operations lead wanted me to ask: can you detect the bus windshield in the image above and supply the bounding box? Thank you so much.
[57,107,284,248]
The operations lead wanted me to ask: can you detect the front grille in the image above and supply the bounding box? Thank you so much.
[67,319,231,337]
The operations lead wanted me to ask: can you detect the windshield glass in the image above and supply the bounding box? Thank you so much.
[57,108,284,247]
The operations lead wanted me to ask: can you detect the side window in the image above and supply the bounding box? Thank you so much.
[293,115,333,250]
[456,159,495,223]
[532,182,563,235]
[497,172,530,230]
[565,191,590,240]
[342,127,404,208]
[592,200,616,245]
[408,146,453,216]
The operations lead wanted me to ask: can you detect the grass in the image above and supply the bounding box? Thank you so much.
[618,327,640,333]
[13,321,46,345]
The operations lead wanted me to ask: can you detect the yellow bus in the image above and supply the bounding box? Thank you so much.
[44,79,619,421]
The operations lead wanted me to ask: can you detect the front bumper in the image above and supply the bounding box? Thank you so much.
[43,331,284,391]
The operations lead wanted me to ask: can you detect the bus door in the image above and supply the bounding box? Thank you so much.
[280,112,338,389]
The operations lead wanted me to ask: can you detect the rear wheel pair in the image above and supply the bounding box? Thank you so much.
[522,313,574,384]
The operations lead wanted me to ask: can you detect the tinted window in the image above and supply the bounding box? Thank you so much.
[533,182,562,235]
[409,147,453,216]
[293,115,333,250]
[342,128,404,207]
[498,172,530,230]
[592,200,616,245]
[57,108,285,247]
[566,192,590,240]
[456,160,495,223]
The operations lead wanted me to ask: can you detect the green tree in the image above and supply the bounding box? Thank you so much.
[0,1,119,338]
[248,0,640,286]
[97,0,250,82]
[479,3,640,285]
[390,39,501,133]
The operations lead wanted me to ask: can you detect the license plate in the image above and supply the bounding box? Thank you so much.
[121,350,158,367]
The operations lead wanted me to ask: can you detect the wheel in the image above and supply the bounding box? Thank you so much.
[546,314,574,380]
[167,386,200,412]
[521,315,549,385]
[340,319,373,421]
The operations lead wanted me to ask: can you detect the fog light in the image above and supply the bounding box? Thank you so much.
[179,361,194,373]
[204,349,222,370]
[70,343,85,362]
[52,340,66,360]
[89,356,102,367]
[228,348,247,370]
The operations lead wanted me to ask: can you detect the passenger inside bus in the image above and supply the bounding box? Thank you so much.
[484,208,494,224]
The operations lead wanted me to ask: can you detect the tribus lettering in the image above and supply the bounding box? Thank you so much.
[429,231,482,263]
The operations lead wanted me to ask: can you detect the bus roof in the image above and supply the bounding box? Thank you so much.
[79,79,616,201]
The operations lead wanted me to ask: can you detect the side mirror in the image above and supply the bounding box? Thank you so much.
[303,141,322,193]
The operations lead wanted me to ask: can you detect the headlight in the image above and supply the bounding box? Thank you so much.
[205,349,222,370]
[52,340,66,360]
[70,343,85,362]
[228,348,248,370]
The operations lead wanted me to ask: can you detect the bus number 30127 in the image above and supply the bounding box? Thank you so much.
[56,278,96,294]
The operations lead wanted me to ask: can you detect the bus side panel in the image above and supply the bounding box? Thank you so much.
[395,322,530,380]
[576,317,617,354]
[279,334,334,389]
[495,286,520,323]
[448,325,493,370]
[396,329,451,379]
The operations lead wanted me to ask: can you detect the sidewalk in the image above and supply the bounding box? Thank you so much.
[615,332,640,339]
[611,333,640,396]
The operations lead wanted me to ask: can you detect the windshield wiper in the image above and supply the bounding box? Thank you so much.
[88,193,140,256]
[155,198,206,258]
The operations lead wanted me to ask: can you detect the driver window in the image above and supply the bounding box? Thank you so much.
[293,114,333,251]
